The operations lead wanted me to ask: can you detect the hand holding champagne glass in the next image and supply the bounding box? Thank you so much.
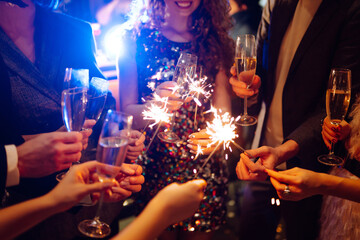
[235,34,257,126]
[78,110,133,238]
[318,68,351,166]
[157,52,198,143]
[56,68,89,181]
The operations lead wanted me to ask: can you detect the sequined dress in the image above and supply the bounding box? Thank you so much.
[133,29,228,232]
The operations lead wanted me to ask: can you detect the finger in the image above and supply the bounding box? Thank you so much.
[238,159,251,179]
[189,131,211,139]
[322,128,336,144]
[321,131,331,149]
[269,177,284,192]
[134,133,145,146]
[128,175,145,185]
[189,179,207,189]
[83,182,116,195]
[265,169,297,184]
[119,181,142,193]
[187,139,211,147]
[83,119,97,129]
[58,132,83,143]
[323,123,338,138]
[236,160,243,179]
[111,187,133,197]
[230,66,236,76]
[128,144,144,152]
[61,142,83,154]
[229,76,247,88]
[61,152,82,164]
[120,164,136,175]
[81,129,93,139]
[241,153,265,173]
[251,75,261,90]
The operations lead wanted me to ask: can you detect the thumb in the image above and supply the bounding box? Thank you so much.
[83,182,114,195]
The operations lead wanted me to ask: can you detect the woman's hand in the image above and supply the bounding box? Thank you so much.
[155,81,183,111]
[150,179,207,224]
[229,66,261,98]
[266,167,323,201]
[322,116,350,149]
[187,130,216,155]
[99,163,145,202]
[46,161,118,212]
[126,130,145,161]
[236,146,279,181]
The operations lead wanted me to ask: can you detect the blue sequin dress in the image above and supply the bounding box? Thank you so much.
[134,29,228,232]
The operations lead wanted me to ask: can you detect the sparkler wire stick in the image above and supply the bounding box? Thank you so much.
[193,93,199,131]
[231,141,255,159]
[144,121,162,154]
[194,141,222,178]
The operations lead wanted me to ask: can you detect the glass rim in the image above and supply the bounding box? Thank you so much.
[330,68,351,73]
[62,86,88,94]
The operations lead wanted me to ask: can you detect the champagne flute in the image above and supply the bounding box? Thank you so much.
[78,110,133,238]
[55,87,88,181]
[318,68,351,166]
[235,34,257,126]
[85,77,109,125]
[157,52,198,143]
[63,68,89,89]
[56,68,89,181]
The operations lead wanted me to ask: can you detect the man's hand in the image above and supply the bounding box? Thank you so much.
[17,132,83,178]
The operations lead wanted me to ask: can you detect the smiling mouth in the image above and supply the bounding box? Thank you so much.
[175,1,193,9]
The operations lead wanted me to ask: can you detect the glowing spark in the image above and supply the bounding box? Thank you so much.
[142,103,172,128]
[188,75,212,105]
[194,107,238,178]
[193,144,203,160]
[147,81,156,91]
[205,108,238,150]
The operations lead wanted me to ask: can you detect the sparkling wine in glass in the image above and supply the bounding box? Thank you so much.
[56,87,88,182]
[62,87,88,132]
[157,52,198,143]
[235,34,257,126]
[318,68,351,166]
[78,110,133,238]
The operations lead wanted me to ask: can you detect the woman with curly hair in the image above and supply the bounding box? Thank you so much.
[118,0,234,239]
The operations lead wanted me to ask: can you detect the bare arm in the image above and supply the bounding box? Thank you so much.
[118,38,149,129]
[112,180,206,240]
[267,167,360,202]
[212,69,232,113]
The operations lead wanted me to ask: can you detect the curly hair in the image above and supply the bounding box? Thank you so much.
[127,0,235,82]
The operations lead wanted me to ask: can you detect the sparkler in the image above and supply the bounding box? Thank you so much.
[193,107,253,178]
[187,73,212,130]
[142,94,172,153]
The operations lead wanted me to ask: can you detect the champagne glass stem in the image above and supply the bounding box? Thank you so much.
[169,111,176,132]
[94,193,105,221]
[244,96,249,117]
[329,141,335,156]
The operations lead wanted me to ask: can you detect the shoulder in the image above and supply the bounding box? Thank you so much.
[38,9,93,37]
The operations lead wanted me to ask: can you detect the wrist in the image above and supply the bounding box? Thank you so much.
[275,140,299,164]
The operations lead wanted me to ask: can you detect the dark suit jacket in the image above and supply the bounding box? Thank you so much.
[0,7,120,240]
[255,1,360,239]
[257,0,360,172]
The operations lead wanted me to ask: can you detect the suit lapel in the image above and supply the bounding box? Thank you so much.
[266,0,298,102]
[0,27,61,105]
[288,0,341,77]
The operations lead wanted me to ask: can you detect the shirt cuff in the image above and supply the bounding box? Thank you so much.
[5,145,20,187]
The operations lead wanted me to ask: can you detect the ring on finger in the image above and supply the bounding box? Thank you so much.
[283,185,291,195]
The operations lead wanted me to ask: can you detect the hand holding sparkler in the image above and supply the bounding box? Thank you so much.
[236,146,281,181]
[187,130,216,157]
[155,81,184,111]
